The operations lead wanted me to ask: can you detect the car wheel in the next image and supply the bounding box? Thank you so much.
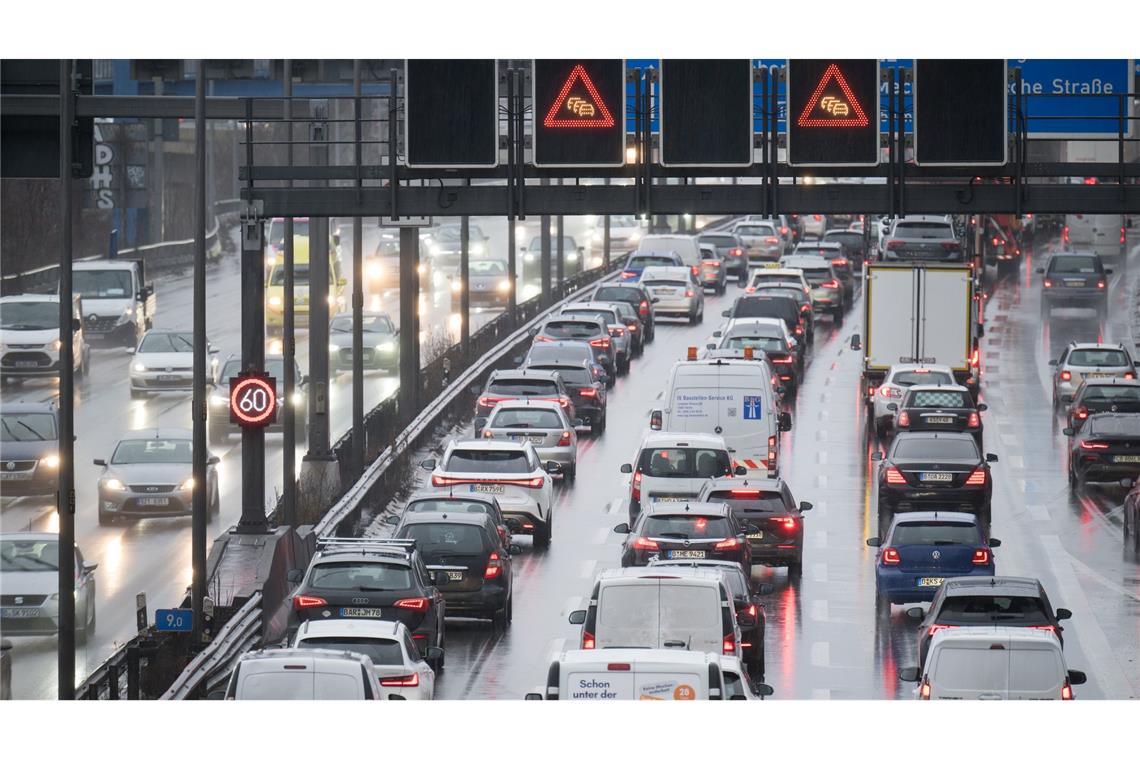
[98,509,114,527]
[1068,463,1078,491]
[787,556,803,577]
[565,463,577,483]
[492,602,510,631]
[534,519,551,549]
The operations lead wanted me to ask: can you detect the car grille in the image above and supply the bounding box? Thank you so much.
[1,460,37,472]
[128,484,177,493]
[85,315,120,333]
[140,376,193,387]
[1,352,52,367]
[1,594,47,606]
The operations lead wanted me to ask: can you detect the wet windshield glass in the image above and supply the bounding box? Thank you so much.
[331,315,393,334]
[0,413,58,442]
[295,637,403,665]
[1068,349,1128,367]
[0,301,58,330]
[73,270,132,299]
[309,562,411,591]
[111,438,192,465]
[638,448,730,478]
[138,332,193,352]
[891,521,982,546]
[446,449,531,474]
[489,408,563,429]
[1,539,61,572]
[642,515,732,539]
[893,438,979,460]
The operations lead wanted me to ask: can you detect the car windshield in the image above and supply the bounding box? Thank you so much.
[891,521,982,546]
[732,298,797,322]
[1068,349,1128,367]
[699,235,735,247]
[543,322,600,339]
[1049,257,1101,275]
[309,562,412,591]
[707,490,787,515]
[892,370,954,387]
[219,359,288,382]
[527,365,591,385]
[907,390,973,409]
[642,514,732,539]
[1081,386,1140,404]
[407,499,491,516]
[724,335,785,352]
[295,636,403,665]
[138,332,194,352]
[0,301,58,330]
[471,260,508,275]
[594,288,641,304]
[400,523,486,554]
[893,438,979,460]
[643,279,689,288]
[489,408,563,429]
[1,412,57,442]
[487,379,559,396]
[111,438,192,464]
[269,219,309,246]
[331,315,394,334]
[0,539,61,572]
[607,216,639,227]
[629,256,677,269]
[894,222,954,238]
[434,227,462,243]
[638,447,731,478]
[73,269,133,299]
[937,595,1050,625]
[446,449,531,474]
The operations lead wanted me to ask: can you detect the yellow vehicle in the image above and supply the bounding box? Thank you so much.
[266,236,347,334]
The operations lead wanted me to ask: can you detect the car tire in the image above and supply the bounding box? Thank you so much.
[787,556,803,577]
[98,509,114,527]
[565,463,577,483]
[618,356,630,376]
[534,519,551,549]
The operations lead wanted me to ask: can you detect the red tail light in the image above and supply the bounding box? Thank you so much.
[589,337,611,348]
[1127,372,1136,380]
[880,385,901,398]
[1044,279,1053,288]
[632,536,659,551]
[771,356,794,364]
[631,470,642,502]
[1061,680,1073,700]
[1075,406,1088,420]
[1121,227,1127,244]
[765,236,780,244]
[557,430,572,447]
[292,594,327,610]
[1060,370,1071,381]
[970,348,980,368]
[887,240,906,250]
[1062,226,1070,242]
[609,326,626,337]
[745,286,756,293]
[1029,625,1058,635]
[730,248,743,257]
[484,552,503,579]
[582,631,596,650]
[780,227,789,235]
[379,673,420,687]
[965,468,987,486]
[920,678,931,700]
[621,270,637,279]
[967,412,980,428]
[774,516,797,531]
[885,466,906,485]
[628,323,638,331]
[690,265,700,276]
[1079,440,1108,450]
[1096,279,1106,289]
[927,623,957,637]
[821,280,840,289]
[834,258,848,266]
[971,548,990,565]
[812,215,822,221]
[881,548,901,565]
[579,388,597,398]
[703,259,721,268]
[533,334,554,342]
[638,300,649,315]
[684,289,695,298]
[394,597,430,611]
[723,632,737,654]
[801,304,811,312]
[794,326,804,335]
[714,537,743,551]
[478,395,510,409]
[482,429,494,439]
[940,241,961,250]
[897,411,910,427]
[432,475,545,488]
[607,662,631,671]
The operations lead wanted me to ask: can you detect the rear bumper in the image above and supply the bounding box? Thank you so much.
[442,585,508,615]
[1072,459,1140,482]
[0,472,56,496]
[653,299,697,315]
[749,542,801,564]
[879,486,989,512]
[1042,290,1106,305]
[876,567,995,603]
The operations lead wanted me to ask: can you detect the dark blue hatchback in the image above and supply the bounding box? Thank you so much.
[867,511,999,605]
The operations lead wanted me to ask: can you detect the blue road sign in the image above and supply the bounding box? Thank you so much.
[155,608,193,632]
[743,395,763,420]
[625,59,659,133]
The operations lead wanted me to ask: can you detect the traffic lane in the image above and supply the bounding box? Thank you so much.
[429,290,852,699]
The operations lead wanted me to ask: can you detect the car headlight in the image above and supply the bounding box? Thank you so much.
[291,391,304,406]
[41,454,61,468]
[268,296,283,307]
[116,308,132,325]
[629,231,641,242]
[470,243,484,255]
[524,252,536,263]
[377,342,396,353]
[102,478,124,492]
[567,252,579,263]
[429,245,441,256]
[133,362,147,373]
[329,343,339,354]
[451,280,462,294]
[52,339,62,351]
[267,338,282,355]
[498,279,511,292]
[367,260,383,279]
[180,477,195,492]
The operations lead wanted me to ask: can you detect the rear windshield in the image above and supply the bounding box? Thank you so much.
[801,269,833,284]
[699,235,736,247]
[637,447,731,478]
[407,499,491,516]
[731,298,797,322]
[1,412,57,442]
[936,595,1050,625]
[488,408,563,429]
[543,321,601,339]
[1067,349,1128,367]
[309,562,412,591]
[597,584,720,649]
[1049,256,1102,275]
[824,232,862,246]
[1081,386,1140,403]
[894,222,954,237]
[643,279,689,288]
[629,256,677,268]
[893,370,954,387]
[594,287,641,304]
[528,365,591,385]
[296,637,404,666]
[752,274,802,287]
[400,523,487,554]
[891,521,982,546]
[735,225,775,236]
[446,449,531,474]
[564,309,615,323]
[892,438,979,460]
[724,335,785,353]
[488,379,559,396]
[642,514,732,539]
[706,490,787,515]
[907,390,973,409]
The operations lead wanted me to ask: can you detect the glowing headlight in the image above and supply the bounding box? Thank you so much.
[515,224,527,238]
[266,253,278,267]
[40,454,60,468]
[417,263,427,275]
[524,253,536,263]
[329,344,339,354]
[450,280,462,294]
[179,477,195,492]
[291,391,303,406]
[498,279,512,293]
[53,339,63,351]
[267,338,283,354]
[567,252,579,263]
[133,362,147,373]
[268,296,283,307]
[429,245,441,256]
[367,260,383,279]
[210,395,228,407]
[629,230,641,242]
[378,342,396,352]
[470,243,484,255]
[103,478,124,492]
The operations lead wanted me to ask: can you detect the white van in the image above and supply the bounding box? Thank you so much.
[620,431,740,521]
[222,648,379,700]
[526,649,726,701]
[1064,213,1125,259]
[651,355,791,477]
[637,234,701,275]
[899,627,1087,700]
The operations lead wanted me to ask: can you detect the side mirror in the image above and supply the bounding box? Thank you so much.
[988,538,1002,547]
[752,682,775,697]
[509,543,523,556]
[93,458,106,466]
[721,309,731,318]
[286,569,304,583]
[870,452,883,461]
[420,458,437,470]
[652,297,660,304]
[207,455,220,465]
[886,403,898,412]
[544,460,562,474]
[778,411,792,432]
[613,523,631,534]
[425,646,445,664]
[734,465,748,476]
[301,374,311,386]
[1120,478,1135,489]
[906,607,925,620]
[729,693,748,701]
[897,666,921,683]
[383,514,399,525]
[799,501,813,511]
[706,343,716,350]
[1061,394,1073,403]
[620,463,633,474]
[650,410,663,431]
[1048,359,1058,366]
[208,346,219,355]
[83,562,99,573]
[1105,268,1114,275]
[976,403,988,412]
[866,537,882,547]
[125,346,136,355]
[333,232,342,246]
[1062,428,1074,437]
[986,453,999,462]
[568,609,587,625]
[1067,669,1087,686]
[524,692,544,701]
[754,582,775,596]
[72,317,82,331]
[206,689,227,700]
[1036,267,1045,274]
[712,330,722,338]
[850,334,862,351]
[1055,608,1072,621]
[473,416,488,434]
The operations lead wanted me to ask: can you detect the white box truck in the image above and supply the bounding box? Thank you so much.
[851,263,980,402]
[526,649,733,701]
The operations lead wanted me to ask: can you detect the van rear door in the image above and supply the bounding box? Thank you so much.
[1007,642,1066,700]
[657,583,723,654]
[713,380,772,474]
[928,641,1009,699]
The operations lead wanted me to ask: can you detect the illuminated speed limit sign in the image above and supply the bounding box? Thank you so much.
[229,372,278,427]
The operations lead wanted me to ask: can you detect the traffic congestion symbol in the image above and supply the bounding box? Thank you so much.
[229,372,278,427]
[543,64,615,128]
[797,63,870,128]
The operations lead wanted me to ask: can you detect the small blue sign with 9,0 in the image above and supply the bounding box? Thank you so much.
[155,608,193,632]
[743,396,763,420]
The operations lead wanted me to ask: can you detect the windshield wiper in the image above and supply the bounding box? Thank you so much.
[2,418,46,441]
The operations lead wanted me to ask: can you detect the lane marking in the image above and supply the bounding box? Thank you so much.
[1000,433,1018,447]
[811,641,830,668]
[811,688,832,700]
[579,559,597,579]
[814,531,828,549]
[816,450,828,465]
[811,563,829,583]
[811,599,829,623]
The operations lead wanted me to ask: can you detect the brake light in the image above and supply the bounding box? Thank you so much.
[1096,279,1106,289]
[1127,372,1135,380]
[881,548,901,565]
[607,662,632,671]
[775,516,797,531]
[589,337,611,348]
[1029,625,1058,635]
[609,326,626,337]
[880,385,901,398]
[485,552,503,579]
[965,468,987,486]
[834,258,848,266]
[583,631,596,649]
[971,548,990,565]
[631,470,642,502]
[684,289,695,298]
[919,678,931,700]
[967,411,980,428]
[885,466,906,485]
[801,304,811,312]
[1061,680,1073,700]
[767,435,777,471]
[1079,440,1108,450]
[1075,406,1088,420]
[927,623,957,637]
[1062,226,1070,242]
[703,259,721,268]
[379,673,420,687]
[730,248,743,257]
[482,429,494,439]
[639,300,649,315]
[292,594,327,610]
[1122,226,1127,244]
[394,597,430,611]
[897,411,910,427]
[533,335,554,342]
[765,236,780,244]
[1060,370,1071,381]
[887,240,906,249]
[813,215,822,221]
[868,386,877,397]
[632,536,659,551]
[432,475,545,488]
[690,265,700,276]
[992,237,1000,246]
[771,356,794,364]
[714,537,743,551]
[621,270,637,279]
[822,280,840,289]
[1044,279,1053,288]
[970,348,980,368]
[794,326,803,335]
[557,430,572,447]
[745,604,758,620]
[628,323,638,331]
[745,286,756,293]
[723,632,737,655]
[478,395,509,408]
[579,388,597,398]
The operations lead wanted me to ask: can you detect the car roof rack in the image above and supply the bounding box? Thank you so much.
[315,537,416,558]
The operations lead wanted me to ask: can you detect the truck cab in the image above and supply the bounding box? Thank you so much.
[66,260,154,346]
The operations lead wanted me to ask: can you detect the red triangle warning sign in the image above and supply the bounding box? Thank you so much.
[543,64,615,128]
[796,63,870,128]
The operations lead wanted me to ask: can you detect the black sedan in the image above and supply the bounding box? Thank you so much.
[1064,412,1140,489]
[613,501,753,576]
[873,432,998,536]
[696,477,812,575]
[891,384,987,445]
[1066,378,1140,433]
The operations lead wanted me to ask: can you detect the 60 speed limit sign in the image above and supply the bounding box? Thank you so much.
[229,372,278,427]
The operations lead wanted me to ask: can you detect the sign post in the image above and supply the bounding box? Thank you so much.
[787,59,880,167]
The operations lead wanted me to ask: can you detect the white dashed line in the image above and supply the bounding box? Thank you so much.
[812,563,829,583]
[593,527,614,545]
[811,641,831,668]
[811,688,832,700]
[811,600,830,623]
[579,559,597,579]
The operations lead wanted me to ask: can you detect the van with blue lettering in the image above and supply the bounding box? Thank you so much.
[650,353,791,478]
[525,649,726,701]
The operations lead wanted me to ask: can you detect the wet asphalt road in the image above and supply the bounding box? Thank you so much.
[420,235,1140,700]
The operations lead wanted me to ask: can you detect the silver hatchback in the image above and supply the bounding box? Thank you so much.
[477,399,579,481]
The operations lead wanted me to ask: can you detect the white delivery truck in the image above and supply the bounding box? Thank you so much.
[526,649,730,701]
[1063,213,1125,260]
[650,352,791,476]
[851,263,980,403]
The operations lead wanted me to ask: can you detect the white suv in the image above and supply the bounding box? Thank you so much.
[292,619,439,700]
[871,363,956,435]
[421,439,560,548]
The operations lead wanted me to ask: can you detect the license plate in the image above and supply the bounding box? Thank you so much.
[0,472,32,480]
[446,571,464,581]
[137,497,170,506]
[1,608,40,618]
[1114,455,1140,463]
[471,483,505,495]
[511,434,545,444]
[15,361,38,368]
[341,607,384,618]
[1065,281,1085,287]
[158,375,181,382]
[655,289,677,296]
[926,416,955,424]
[920,472,954,482]
[917,577,945,587]
[667,550,707,559]
[1084,373,1109,379]
[650,496,688,502]
[746,532,764,540]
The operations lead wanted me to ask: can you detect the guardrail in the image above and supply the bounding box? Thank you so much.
[160,593,263,700]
